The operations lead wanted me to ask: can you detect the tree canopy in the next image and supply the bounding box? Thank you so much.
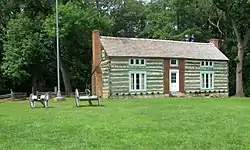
[0,0,249,96]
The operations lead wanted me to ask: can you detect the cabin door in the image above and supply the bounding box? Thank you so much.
[169,69,179,92]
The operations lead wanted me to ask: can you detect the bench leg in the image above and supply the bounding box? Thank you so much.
[40,100,45,107]
[30,100,35,108]
[44,100,48,108]
[88,100,92,106]
[98,97,101,106]
[75,97,80,107]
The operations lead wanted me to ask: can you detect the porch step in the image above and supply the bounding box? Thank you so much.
[169,91,185,98]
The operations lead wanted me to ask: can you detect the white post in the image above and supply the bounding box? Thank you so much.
[54,86,57,93]
[10,89,14,100]
[56,0,62,99]
[55,0,64,101]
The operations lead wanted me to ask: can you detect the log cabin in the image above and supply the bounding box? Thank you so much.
[91,30,229,98]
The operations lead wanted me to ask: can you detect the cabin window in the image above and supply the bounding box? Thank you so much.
[200,72,214,89]
[171,72,177,83]
[136,59,140,64]
[141,59,145,65]
[130,59,134,64]
[129,58,146,66]
[170,59,178,67]
[129,71,146,91]
[201,61,213,67]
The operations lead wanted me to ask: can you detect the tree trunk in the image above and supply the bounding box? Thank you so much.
[32,76,37,94]
[59,57,72,95]
[235,43,245,97]
[231,20,249,97]
[53,37,72,95]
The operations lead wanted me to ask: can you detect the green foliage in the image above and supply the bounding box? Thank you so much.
[141,0,212,42]
[44,2,111,38]
[108,0,147,37]
[1,13,48,85]
[243,47,250,96]
[141,8,176,39]
[0,0,249,96]
[212,0,250,96]
[220,38,237,95]
[43,2,112,88]
[212,0,250,39]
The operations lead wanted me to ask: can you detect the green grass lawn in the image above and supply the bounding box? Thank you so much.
[1,97,250,150]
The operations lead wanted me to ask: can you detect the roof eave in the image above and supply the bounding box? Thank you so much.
[105,54,229,61]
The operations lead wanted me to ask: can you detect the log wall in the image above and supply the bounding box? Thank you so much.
[100,57,229,98]
[100,60,110,98]
[108,57,164,95]
[184,60,228,94]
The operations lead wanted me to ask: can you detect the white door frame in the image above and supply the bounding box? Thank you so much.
[169,69,179,92]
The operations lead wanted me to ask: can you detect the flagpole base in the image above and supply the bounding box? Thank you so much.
[55,91,65,102]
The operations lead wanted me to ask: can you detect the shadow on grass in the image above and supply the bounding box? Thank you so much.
[0,99,28,103]
[30,106,55,109]
[77,104,105,108]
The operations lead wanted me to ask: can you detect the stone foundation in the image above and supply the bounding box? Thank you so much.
[101,91,229,99]
[185,92,228,98]
[107,92,169,99]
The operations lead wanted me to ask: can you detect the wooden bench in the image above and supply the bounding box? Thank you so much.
[75,89,101,107]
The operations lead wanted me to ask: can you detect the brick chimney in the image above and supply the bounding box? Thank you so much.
[209,38,219,49]
[91,30,102,96]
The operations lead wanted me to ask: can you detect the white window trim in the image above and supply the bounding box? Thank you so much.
[129,71,147,92]
[129,58,146,66]
[200,71,214,90]
[200,61,214,67]
[101,50,105,61]
[170,59,178,67]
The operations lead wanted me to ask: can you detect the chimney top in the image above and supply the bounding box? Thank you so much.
[92,29,100,33]
[209,38,219,49]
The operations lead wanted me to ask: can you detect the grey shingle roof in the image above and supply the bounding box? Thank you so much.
[100,36,229,61]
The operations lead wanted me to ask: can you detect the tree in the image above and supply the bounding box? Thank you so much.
[43,2,111,93]
[212,0,250,97]
[141,0,212,42]
[0,0,58,92]
[1,13,49,90]
[101,0,147,37]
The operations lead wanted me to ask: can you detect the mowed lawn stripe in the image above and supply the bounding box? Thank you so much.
[1,98,250,150]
